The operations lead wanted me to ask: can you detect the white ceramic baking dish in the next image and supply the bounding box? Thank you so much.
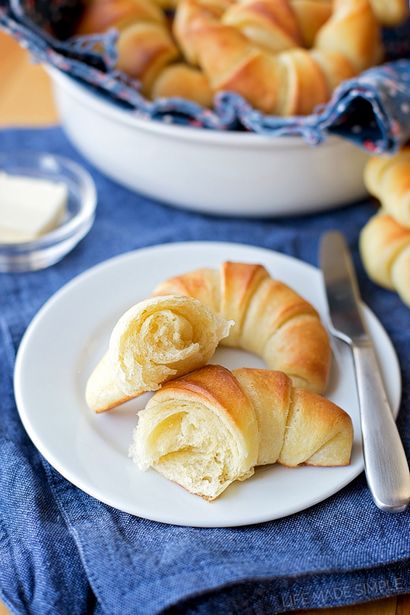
[48,67,369,217]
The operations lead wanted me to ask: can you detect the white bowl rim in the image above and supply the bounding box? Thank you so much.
[48,66,342,150]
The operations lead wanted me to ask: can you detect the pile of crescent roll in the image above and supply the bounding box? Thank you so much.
[361,148,410,307]
[86,262,355,500]
[76,0,408,115]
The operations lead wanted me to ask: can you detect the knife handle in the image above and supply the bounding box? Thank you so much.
[352,343,410,512]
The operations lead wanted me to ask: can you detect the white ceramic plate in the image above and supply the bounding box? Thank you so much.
[14,242,401,527]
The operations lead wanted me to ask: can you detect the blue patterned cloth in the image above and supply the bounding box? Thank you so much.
[1,126,410,615]
[1,1,410,151]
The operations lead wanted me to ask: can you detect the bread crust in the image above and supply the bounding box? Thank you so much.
[173,0,381,114]
[154,261,331,393]
[131,365,353,499]
[152,64,213,106]
[368,0,409,26]
[360,213,410,306]
[365,148,410,229]
[77,0,384,114]
[116,22,179,93]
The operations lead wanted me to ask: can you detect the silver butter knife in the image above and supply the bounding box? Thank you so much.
[320,231,410,513]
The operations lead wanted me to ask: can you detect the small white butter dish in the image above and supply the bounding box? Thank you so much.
[0,172,68,243]
[0,152,97,272]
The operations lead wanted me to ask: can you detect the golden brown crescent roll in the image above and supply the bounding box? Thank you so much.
[221,0,333,52]
[364,148,410,229]
[151,64,213,106]
[130,365,353,500]
[76,0,216,105]
[86,295,232,412]
[173,0,232,64]
[153,261,331,393]
[222,0,304,54]
[78,0,384,114]
[116,22,179,94]
[76,0,165,34]
[174,0,381,114]
[276,48,330,115]
[315,0,382,72]
[291,0,333,47]
[368,0,409,26]
[309,49,355,93]
[360,213,410,306]
[193,24,284,114]
[77,0,179,96]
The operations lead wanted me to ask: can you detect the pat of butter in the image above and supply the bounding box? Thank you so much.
[0,173,68,243]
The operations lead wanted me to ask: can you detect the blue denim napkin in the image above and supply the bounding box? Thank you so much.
[1,0,410,150]
[1,127,409,615]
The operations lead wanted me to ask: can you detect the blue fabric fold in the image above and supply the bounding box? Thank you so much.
[0,126,409,615]
[1,1,410,150]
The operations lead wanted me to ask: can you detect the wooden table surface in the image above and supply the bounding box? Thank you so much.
[0,30,409,615]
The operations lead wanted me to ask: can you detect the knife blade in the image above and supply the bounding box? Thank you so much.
[320,231,410,513]
[320,232,368,344]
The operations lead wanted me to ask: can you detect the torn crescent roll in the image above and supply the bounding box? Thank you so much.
[154,261,331,393]
[86,295,232,412]
[131,365,353,500]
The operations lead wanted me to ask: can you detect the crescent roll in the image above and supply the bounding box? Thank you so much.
[173,0,381,114]
[153,261,331,393]
[359,213,410,306]
[86,295,232,412]
[364,148,410,229]
[315,0,382,73]
[131,365,353,500]
[151,64,213,107]
[78,0,384,114]
[368,0,409,26]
